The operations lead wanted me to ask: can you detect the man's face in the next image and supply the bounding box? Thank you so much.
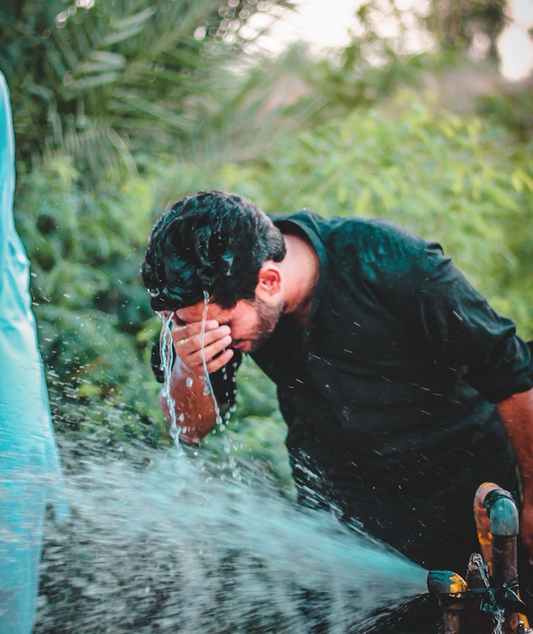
[175,296,285,354]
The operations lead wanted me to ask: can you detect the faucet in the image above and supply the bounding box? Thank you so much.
[427,483,529,634]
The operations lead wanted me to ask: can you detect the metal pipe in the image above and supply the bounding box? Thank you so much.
[484,488,520,634]
[427,570,468,634]
[474,482,501,574]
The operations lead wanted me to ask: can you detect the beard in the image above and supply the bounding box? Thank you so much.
[243,297,285,353]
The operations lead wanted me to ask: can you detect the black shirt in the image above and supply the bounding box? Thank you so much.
[251,211,533,569]
[153,210,533,570]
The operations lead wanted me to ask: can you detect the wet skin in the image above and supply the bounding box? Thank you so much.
[170,298,283,376]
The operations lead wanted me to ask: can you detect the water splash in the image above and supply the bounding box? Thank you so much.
[35,451,428,633]
[156,311,180,443]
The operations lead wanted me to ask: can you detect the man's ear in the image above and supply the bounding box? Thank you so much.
[256,261,282,297]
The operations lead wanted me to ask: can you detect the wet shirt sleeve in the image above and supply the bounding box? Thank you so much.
[150,342,242,407]
[374,236,533,404]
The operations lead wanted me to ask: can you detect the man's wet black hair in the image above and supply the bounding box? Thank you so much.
[141,190,286,311]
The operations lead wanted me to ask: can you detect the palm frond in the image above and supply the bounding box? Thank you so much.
[0,0,296,182]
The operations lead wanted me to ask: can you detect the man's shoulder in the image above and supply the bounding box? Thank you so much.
[271,210,435,267]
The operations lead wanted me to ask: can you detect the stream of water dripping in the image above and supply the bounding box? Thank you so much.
[156,311,180,443]
[156,293,224,444]
[156,296,237,474]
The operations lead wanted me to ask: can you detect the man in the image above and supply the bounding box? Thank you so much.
[142,190,533,595]
[0,72,67,632]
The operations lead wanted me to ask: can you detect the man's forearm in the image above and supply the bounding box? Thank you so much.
[160,359,218,445]
[497,386,533,555]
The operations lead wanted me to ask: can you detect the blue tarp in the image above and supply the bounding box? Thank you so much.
[0,71,67,634]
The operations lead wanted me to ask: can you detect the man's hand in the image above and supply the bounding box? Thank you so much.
[157,317,235,445]
[171,317,234,376]
[497,387,533,560]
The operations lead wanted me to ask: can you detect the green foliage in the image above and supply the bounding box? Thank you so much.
[300,0,511,126]
[424,0,507,59]
[14,155,164,455]
[299,1,470,123]
[477,85,533,142]
[306,39,426,116]
[350,0,508,61]
[186,43,328,164]
[0,0,294,180]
